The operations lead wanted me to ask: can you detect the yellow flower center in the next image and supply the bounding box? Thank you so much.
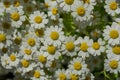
[92,42,100,50]
[83,0,90,3]
[35,29,44,37]
[38,55,47,63]
[27,38,35,46]
[77,6,85,16]
[0,34,6,42]
[24,49,32,55]
[64,0,74,5]
[11,12,20,21]
[3,1,11,8]
[93,31,99,37]
[10,54,16,61]
[51,61,56,68]
[21,60,29,68]
[52,8,58,15]
[59,73,66,80]
[112,46,120,55]
[109,60,118,69]
[34,16,43,24]
[80,42,88,52]
[2,47,8,53]
[109,2,117,10]
[65,41,75,51]
[2,22,11,29]
[109,30,119,39]
[50,31,59,40]
[70,74,79,80]
[74,62,82,70]
[14,37,21,45]
[13,1,20,7]
[44,3,49,8]
[34,70,41,78]
[47,45,56,54]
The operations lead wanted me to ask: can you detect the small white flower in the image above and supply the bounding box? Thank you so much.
[103,22,120,45]
[74,36,93,58]
[88,38,105,56]
[104,0,120,16]
[68,57,89,75]
[104,56,120,74]
[44,25,65,47]
[29,11,48,29]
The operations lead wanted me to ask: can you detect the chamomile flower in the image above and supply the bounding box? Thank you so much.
[22,32,40,51]
[48,6,59,20]
[18,59,36,75]
[0,31,12,49]
[88,38,105,56]
[90,29,101,39]
[1,54,11,69]
[104,56,120,74]
[74,36,93,58]
[9,7,26,28]
[61,36,78,57]
[114,18,120,25]
[55,69,68,80]
[71,1,93,21]
[44,0,57,9]
[106,45,120,59]
[33,50,50,68]
[68,57,89,75]
[8,52,20,68]
[82,0,96,10]
[104,0,120,16]
[44,25,65,46]
[29,11,48,29]
[103,22,120,45]
[31,67,47,80]
[84,73,95,80]
[66,69,85,80]
[56,0,79,12]
[41,44,61,61]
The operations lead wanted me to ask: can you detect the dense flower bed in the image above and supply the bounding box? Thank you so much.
[0,0,120,80]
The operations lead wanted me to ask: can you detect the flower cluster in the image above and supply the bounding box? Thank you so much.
[0,0,120,80]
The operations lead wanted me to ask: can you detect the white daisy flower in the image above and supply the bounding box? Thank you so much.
[9,7,26,28]
[33,50,50,68]
[88,38,105,56]
[18,59,36,75]
[31,67,47,80]
[68,57,89,75]
[90,29,101,39]
[104,0,120,16]
[82,0,96,10]
[74,36,93,58]
[48,6,59,20]
[66,69,85,80]
[71,1,93,21]
[29,11,48,29]
[106,45,120,59]
[20,46,35,60]
[0,31,12,49]
[57,0,79,12]
[104,56,120,74]
[103,22,120,45]
[22,32,40,51]
[41,44,61,61]
[61,36,78,57]
[84,73,95,80]
[44,25,65,47]
[55,69,68,80]
[8,52,20,68]
[1,54,11,69]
